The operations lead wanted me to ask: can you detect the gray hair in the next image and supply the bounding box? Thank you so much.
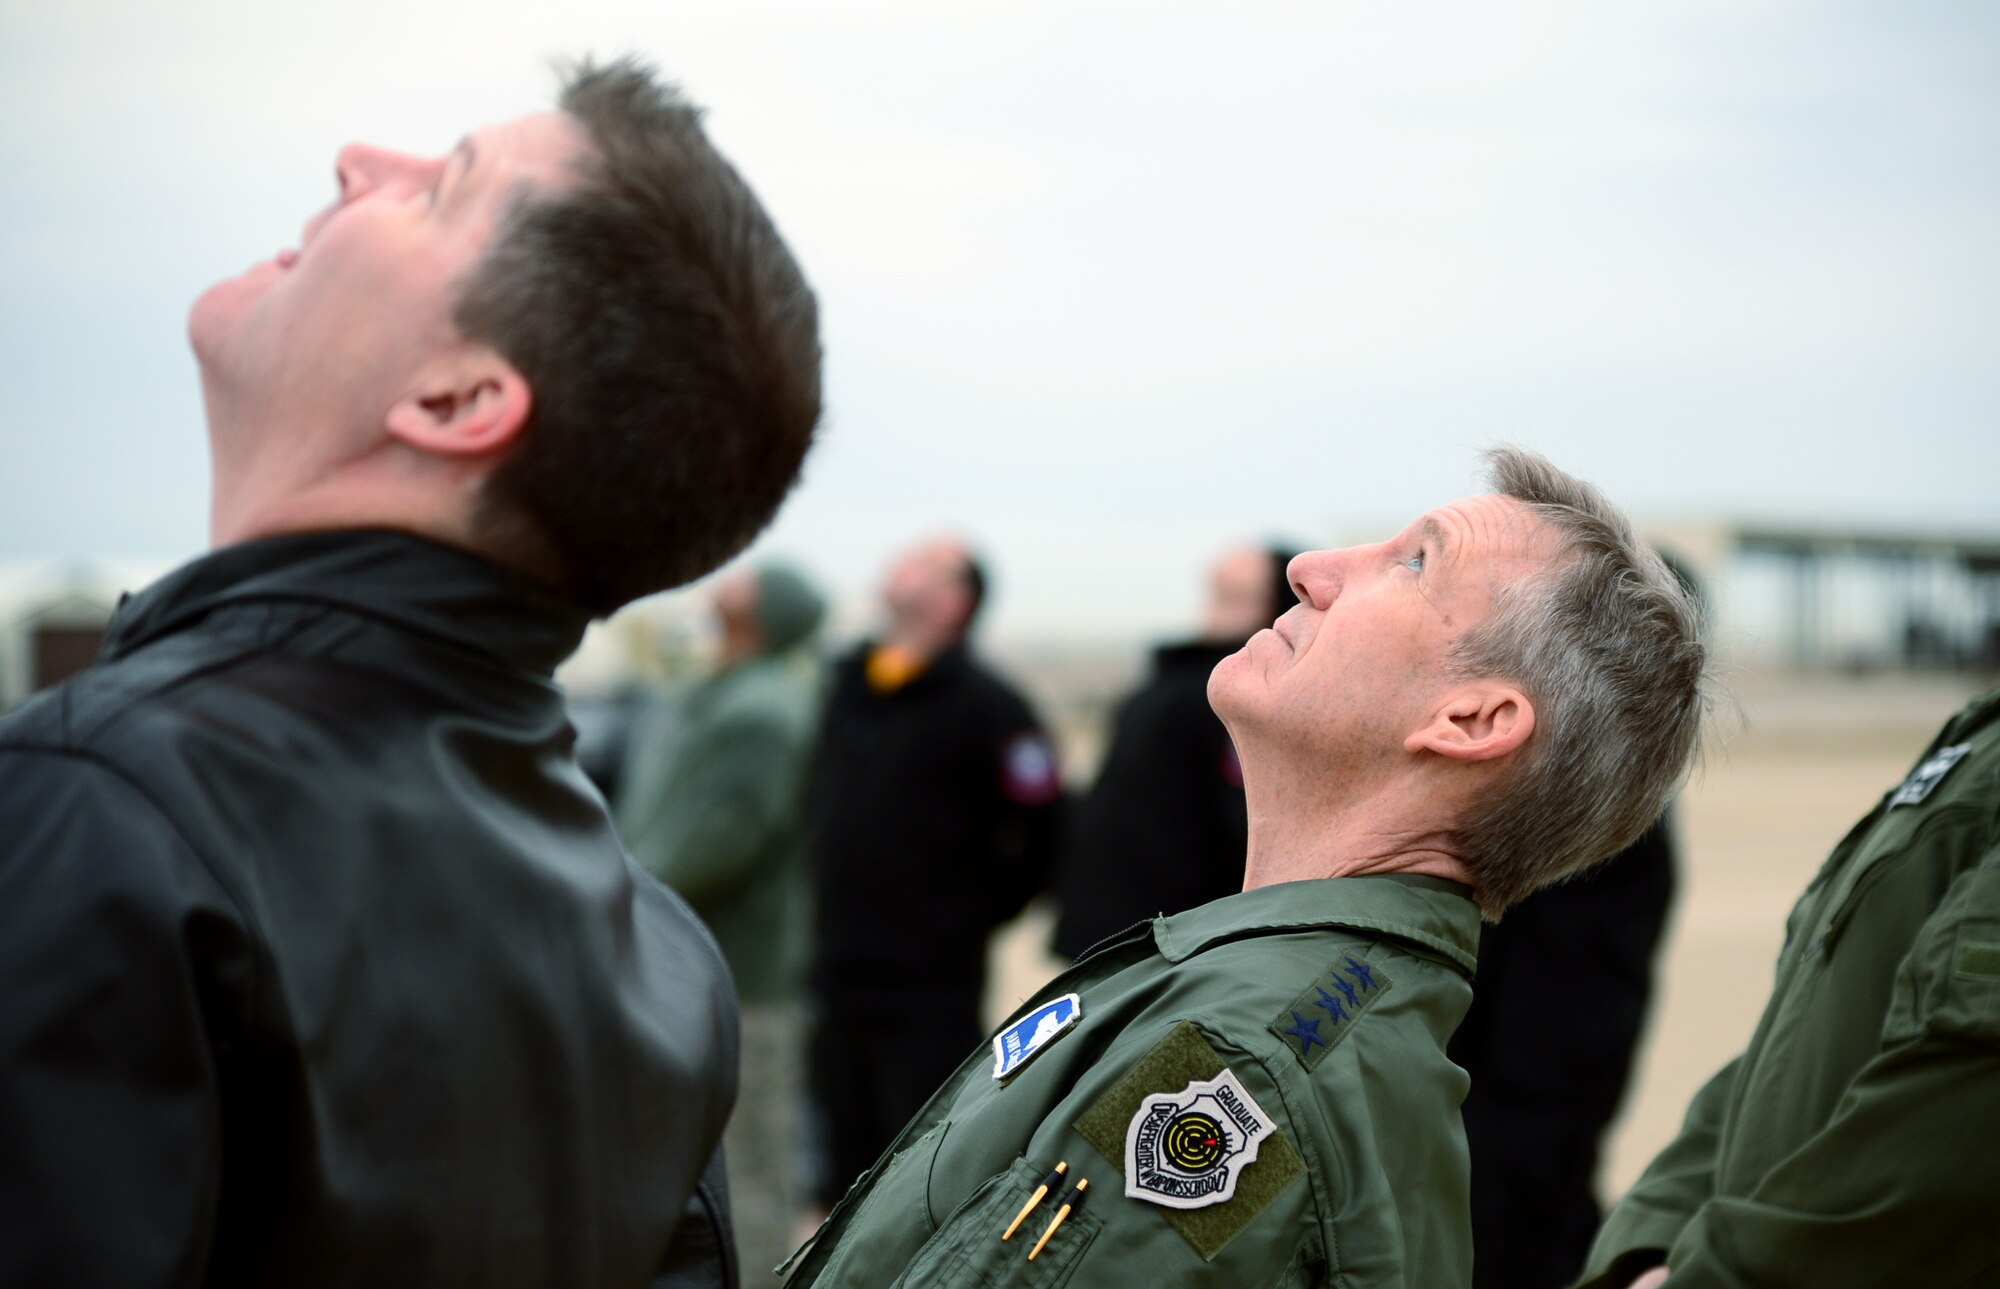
[1449,447,1708,916]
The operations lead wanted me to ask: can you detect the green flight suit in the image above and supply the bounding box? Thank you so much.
[782,874,1481,1288]
[616,650,821,1002]
[1580,683,2000,1289]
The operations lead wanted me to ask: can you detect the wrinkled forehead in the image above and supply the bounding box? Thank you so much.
[1436,492,1559,561]
[1405,494,1567,609]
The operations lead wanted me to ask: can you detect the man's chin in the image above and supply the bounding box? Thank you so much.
[188,257,284,349]
[1205,647,1252,717]
[187,275,256,365]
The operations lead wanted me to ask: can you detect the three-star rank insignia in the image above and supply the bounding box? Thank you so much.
[1270,952,1393,1071]
[1074,1022,1305,1260]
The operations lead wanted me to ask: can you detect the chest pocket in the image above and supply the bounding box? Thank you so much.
[805,1122,953,1284]
[1881,858,2000,1045]
[1805,738,1997,957]
[892,1155,1102,1288]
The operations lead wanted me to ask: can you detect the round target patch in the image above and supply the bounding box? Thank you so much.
[1123,1069,1277,1210]
[1163,1111,1229,1173]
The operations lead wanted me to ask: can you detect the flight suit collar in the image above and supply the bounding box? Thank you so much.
[102,528,592,677]
[1152,874,1482,977]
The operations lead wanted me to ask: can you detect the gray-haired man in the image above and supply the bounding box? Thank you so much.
[783,448,1707,1288]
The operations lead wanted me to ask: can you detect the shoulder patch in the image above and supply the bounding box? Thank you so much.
[1123,1068,1276,1209]
[1890,742,1972,808]
[1001,733,1061,804]
[993,993,1082,1080]
[1270,952,1394,1070]
[1073,1020,1305,1261]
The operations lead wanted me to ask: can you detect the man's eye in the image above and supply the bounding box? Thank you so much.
[1404,550,1425,572]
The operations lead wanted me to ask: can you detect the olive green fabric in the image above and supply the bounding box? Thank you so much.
[1580,683,2000,1289]
[615,649,822,1001]
[1958,941,2000,979]
[1071,1020,1306,1260]
[782,873,1481,1287]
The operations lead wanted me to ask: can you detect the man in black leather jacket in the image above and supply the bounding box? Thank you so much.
[0,58,820,1288]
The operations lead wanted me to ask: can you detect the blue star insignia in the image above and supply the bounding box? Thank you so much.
[1313,986,1349,1026]
[1284,1009,1326,1053]
[1345,958,1378,992]
[1329,973,1360,1007]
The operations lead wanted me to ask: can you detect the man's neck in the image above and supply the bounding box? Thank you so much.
[1239,784,1474,892]
[210,449,487,564]
[879,622,961,666]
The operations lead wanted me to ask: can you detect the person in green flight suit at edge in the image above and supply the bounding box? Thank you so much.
[1576,677,2000,1289]
[779,446,1711,1288]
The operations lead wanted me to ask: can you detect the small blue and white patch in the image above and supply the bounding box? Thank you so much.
[992,993,1083,1080]
[1890,742,1972,808]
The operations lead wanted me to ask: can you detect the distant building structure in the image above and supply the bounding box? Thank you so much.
[0,561,169,711]
[1647,521,2000,673]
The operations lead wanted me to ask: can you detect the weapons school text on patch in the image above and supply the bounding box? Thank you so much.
[1123,1069,1276,1209]
[1890,742,1972,807]
[1271,952,1392,1071]
[1074,1021,1304,1261]
[992,993,1082,1080]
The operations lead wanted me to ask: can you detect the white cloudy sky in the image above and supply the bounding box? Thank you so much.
[2,1,1995,639]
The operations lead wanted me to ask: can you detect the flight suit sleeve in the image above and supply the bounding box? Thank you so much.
[1585,845,2000,1289]
[624,713,797,902]
[0,751,230,1288]
[1575,1053,1740,1287]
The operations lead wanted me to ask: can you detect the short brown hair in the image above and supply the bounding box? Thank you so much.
[460,58,821,612]
[1449,447,1709,916]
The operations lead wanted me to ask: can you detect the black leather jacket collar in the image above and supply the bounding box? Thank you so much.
[103,529,591,677]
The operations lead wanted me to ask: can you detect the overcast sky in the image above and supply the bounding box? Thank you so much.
[2,1,1996,639]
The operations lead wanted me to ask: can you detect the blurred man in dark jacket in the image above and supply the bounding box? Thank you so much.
[805,537,1065,1207]
[0,58,820,1288]
[1053,544,1297,958]
[1450,818,1677,1289]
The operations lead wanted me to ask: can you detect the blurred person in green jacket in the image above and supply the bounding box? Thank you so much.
[618,561,828,1282]
[1579,681,2000,1289]
[779,448,1708,1288]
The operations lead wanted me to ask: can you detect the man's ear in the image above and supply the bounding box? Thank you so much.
[383,346,532,459]
[1404,685,1535,763]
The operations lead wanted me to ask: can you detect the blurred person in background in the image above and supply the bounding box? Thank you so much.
[1579,679,2000,1289]
[781,450,1708,1288]
[1450,556,1701,1289]
[617,561,828,1284]
[0,58,820,1287]
[804,536,1065,1210]
[1452,817,1677,1289]
[1053,543,1300,958]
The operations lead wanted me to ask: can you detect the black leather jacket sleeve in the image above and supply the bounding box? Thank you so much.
[652,1149,738,1289]
[0,748,246,1287]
